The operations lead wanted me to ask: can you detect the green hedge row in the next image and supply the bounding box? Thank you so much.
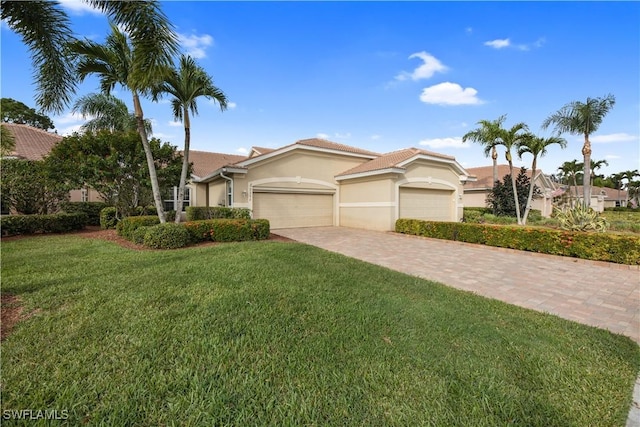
[604,206,639,212]
[395,219,640,265]
[116,216,270,249]
[186,206,251,221]
[61,202,108,226]
[1,213,87,236]
[184,219,270,243]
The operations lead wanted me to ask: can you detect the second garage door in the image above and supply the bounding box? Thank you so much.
[253,192,334,229]
[399,188,453,221]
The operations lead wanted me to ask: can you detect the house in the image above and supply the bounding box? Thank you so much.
[1,122,102,203]
[562,185,629,211]
[189,138,474,231]
[463,164,558,217]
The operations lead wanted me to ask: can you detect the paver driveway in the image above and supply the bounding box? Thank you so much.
[276,226,640,343]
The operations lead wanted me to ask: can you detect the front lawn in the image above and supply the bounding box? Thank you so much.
[1,236,638,425]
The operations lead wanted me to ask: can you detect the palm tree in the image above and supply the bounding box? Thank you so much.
[153,55,228,223]
[0,125,16,156]
[71,23,176,223]
[73,93,152,135]
[1,0,178,114]
[542,94,616,208]
[517,134,567,224]
[621,170,640,206]
[557,160,584,204]
[609,173,625,207]
[589,159,609,187]
[497,120,530,225]
[462,115,505,187]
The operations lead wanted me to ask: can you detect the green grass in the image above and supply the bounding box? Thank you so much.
[2,236,639,426]
[602,210,640,233]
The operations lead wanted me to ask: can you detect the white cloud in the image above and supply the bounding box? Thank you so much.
[58,0,102,15]
[590,133,637,144]
[152,132,175,139]
[227,102,237,110]
[168,121,182,127]
[54,112,85,124]
[465,27,473,35]
[395,51,447,81]
[57,124,83,136]
[605,154,621,160]
[371,134,382,140]
[316,133,330,139]
[419,137,468,149]
[236,147,249,154]
[335,132,351,139]
[178,32,214,59]
[419,82,483,106]
[484,39,510,49]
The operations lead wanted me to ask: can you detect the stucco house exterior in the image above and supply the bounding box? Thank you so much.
[189,138,474,231]
[463,164,558,217]
[559,186,629,211]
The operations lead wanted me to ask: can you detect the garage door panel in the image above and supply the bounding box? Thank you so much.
[253,193,333,229]
[399,188,453,221]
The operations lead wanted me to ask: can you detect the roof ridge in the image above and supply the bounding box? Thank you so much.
[3,122,62,139]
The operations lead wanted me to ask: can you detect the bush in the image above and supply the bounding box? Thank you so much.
[142,223,192,249]
[131,226,151,245]
[1,213,87,236]
[186,206,251,221]
[183,219,270,243]
[100,207,118,229]
[605,206,638,212]
[61,202,108,226]
[395,218,640,265]
[116,215,160,240]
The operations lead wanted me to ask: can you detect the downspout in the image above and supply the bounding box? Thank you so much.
[220,168,233,207]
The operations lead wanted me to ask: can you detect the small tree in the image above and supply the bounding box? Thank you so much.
[1,98,55,130]
[486,167,540,218]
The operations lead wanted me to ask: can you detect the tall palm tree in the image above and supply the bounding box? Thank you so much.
[73,93,152,135]
[589,159,609,187]
[542,94,616,208]
[517,134,567,224]
[1,0,178,114]
[71,23,176,223]
[497,120,530,225]
[153,55,228,222]
[462,115,506,187]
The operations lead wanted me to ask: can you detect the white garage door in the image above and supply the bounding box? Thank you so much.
[399,188,453,221]
[253,192,334,229]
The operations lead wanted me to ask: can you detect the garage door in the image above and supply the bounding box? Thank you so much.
[399,188,453,221]
[253,192,334,229]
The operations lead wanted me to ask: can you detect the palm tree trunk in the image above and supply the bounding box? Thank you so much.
[522,159,537,225]
[175,109,190,224]
[582,134,591,209]
[132,92,166,223]
[506,152,522,225]
[491,146,498,215]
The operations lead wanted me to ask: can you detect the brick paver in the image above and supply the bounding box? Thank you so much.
[275,226,640,343]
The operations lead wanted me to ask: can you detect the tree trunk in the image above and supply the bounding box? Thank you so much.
[522,159,537,225]
[506,151,521,225]
[174,109,190,224]
[132,92,165,223]
[582,133,591,209]
[491,146,498,215]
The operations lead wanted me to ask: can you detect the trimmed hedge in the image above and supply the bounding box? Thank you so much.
[395,218,640,265]
[100,207,118,229]
[1,213,87,236]
[186,206,251,221]
[61,202,108,226]
[116,215,161,240]
[605,206,639,212]
[184,219,270,243]
[142,223,192,249]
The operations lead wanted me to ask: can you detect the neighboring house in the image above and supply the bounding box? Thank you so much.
[561,186,629,211]
[1,123,102,203]
[463,164,558,217]
[189,138,474,231]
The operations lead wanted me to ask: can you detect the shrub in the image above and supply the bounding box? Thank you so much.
[61,202,108,226]
[131,226,151,245]
[142,223,192,249]
[186,206,251,221]
[1,213,87,236]
[395,218,640,265]
[100,207,118,229]
[116,216,160,240]
[183,219,270,242]
[554,205,609,232]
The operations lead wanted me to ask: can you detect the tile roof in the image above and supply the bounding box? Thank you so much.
[187,150,247,178]
[249,146,276,157]
[336,147,454,177]
[464,164,542,189]
[294,138,380,157]
[2,123,62,161]
[568,186,628,201]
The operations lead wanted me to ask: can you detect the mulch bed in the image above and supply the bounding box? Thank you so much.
[1,226,295,340]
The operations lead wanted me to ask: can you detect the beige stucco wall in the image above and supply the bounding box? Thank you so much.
[68,188,103,203]
[339,176,397,230]
[463,191,488,208]
[207,180,227,207]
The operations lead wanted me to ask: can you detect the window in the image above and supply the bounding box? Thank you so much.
[163,186,191,211]
[227,180,233,206]
[81,188,89,202]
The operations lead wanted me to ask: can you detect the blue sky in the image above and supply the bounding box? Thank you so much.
[2,1,639,177]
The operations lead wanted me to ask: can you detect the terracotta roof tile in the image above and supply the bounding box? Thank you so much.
[568,185,628,200]
[336,147,454,177]
[464,164,541,189]
[294,138,380,157]
[187,150,247,178]
[2,123,62,160]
